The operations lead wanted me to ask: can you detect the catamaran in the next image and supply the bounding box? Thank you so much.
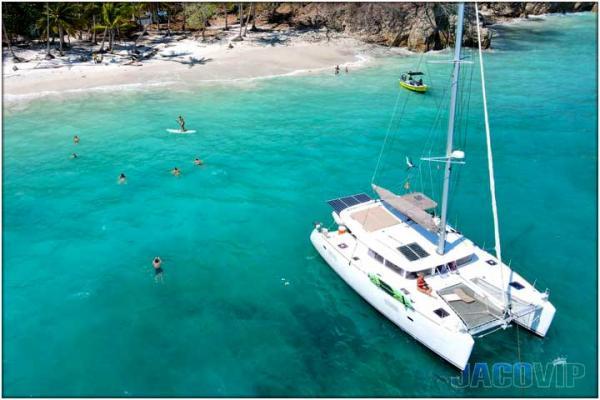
[310,3,555,370]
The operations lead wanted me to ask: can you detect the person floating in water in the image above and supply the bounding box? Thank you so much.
[194,157,204,166]
[171,167,181,177]
[335,65,340,75]
[71,153,78,159]
[176,115,186,132]
[153,257,163,281]
[73,135,80,144]
[118,172,127,184]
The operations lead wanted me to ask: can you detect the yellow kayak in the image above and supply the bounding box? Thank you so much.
[399,80,428,93]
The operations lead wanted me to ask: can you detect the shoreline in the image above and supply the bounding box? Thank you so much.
[2,28,388,108]
[3,11,590,109]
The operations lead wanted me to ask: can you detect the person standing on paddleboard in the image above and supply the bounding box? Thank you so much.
[176,115,186,132]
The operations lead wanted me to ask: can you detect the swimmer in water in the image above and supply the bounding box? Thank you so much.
[153,257,162,272]
[194,157,204,166]
[176,115,186,132]
[118,172,127,184]
[73,135,80,144]
[153,257,163,281]
[171,167,181,177]
[71,153,78,159]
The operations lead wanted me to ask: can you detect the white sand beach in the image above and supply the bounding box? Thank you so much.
[3,28,397,106]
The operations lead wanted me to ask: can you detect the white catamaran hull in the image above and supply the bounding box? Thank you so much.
[310,229,474,370]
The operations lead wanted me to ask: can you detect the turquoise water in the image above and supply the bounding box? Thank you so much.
[3,13,597,397]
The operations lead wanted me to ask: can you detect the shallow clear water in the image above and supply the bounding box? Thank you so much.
[3,13,597,396]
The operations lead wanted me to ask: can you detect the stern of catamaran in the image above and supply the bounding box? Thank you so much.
[435,269,556,338]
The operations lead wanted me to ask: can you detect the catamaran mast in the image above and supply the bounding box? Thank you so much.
[437,3,465,255]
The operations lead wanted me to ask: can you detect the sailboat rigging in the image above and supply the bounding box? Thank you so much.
[310,2,555,370]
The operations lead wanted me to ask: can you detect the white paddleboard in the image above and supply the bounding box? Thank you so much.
[166,129,196,134]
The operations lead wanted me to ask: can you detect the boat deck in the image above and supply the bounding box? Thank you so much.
[438,283,504,333]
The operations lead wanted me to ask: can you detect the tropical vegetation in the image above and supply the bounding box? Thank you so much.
[2,2,274,60]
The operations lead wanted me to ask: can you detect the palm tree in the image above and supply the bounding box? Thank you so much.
[81,3,101,44]
[2,22,25,62]
[46,2,78,56]
[251,2,258,31]
[44,3,53,59]
[100,3,124,53]
[223,3,229,30]
[243,3,252,37]
[236,3,243,40]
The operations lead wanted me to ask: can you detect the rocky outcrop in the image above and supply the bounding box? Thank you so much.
[289,3,473,52]
[478,2,595,24]
[267,2,593,52]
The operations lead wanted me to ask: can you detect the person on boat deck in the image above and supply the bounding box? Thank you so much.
[418,78,423,86]
[118,172,127,184]
[177,115,186,132]
[171,167,181,177]
[73,135,80,144]
[417,272,432,295]
[194,157,204,166]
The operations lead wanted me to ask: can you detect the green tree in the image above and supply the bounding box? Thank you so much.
[81,2,102,44]
[1,2,42,61]
[37,2,78,56]
[183,3,217,41]
[221,3,234,31]
[99,3,125,53]
[2,2,44,41]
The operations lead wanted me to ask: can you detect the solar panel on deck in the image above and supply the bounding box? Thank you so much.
[354,193,372,203]
[327,193,372,213]
[398,246,420,261]
[408,243,429,258]
[398,242,430,261]
[327,199,347,213]
[341,196,360,206]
